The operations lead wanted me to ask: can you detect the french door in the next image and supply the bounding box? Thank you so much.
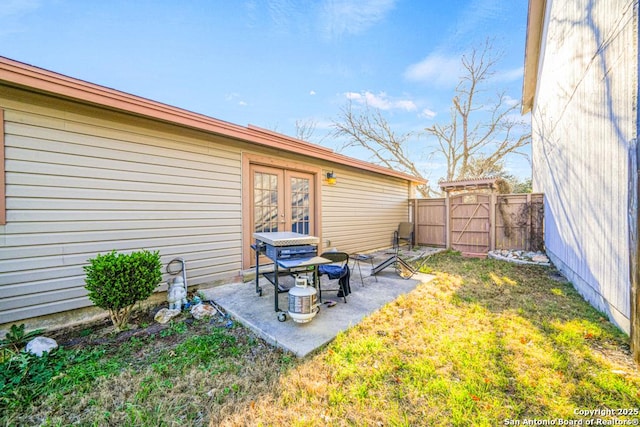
[250,164,315,264]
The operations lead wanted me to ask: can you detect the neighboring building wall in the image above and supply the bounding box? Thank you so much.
[321,166,410,254]
[531,0,637,333]
[0,86,244,325]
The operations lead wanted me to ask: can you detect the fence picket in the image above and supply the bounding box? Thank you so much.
[412,193,544,254]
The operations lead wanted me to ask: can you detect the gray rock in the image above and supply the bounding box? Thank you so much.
[26,336,58,356]
[154,308,181,324]
[532,254,549,263]
[190,303,217,320]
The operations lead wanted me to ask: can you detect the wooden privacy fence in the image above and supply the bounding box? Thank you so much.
[412,193,544,255]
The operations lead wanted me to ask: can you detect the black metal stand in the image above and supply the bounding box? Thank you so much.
[351,254,378,286]
[252,239,329,322]
[371,248,429,280]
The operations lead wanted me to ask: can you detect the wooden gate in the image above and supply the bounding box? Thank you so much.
[450,193,491,255]
[414,198,447,247]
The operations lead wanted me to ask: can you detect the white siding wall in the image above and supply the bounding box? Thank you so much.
[531,0,637,332]
[0,91,243,324]
[321,166,410,254]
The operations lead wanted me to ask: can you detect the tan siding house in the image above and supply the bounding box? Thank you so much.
[523,0,637,335]
[0,57,424,329]
[321,167,410,254]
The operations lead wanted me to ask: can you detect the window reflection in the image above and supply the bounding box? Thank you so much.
[291,177,310,235]
[254,172,279,232]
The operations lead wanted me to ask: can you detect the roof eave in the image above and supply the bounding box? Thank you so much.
[439,177,503,192]
[522,0,547,114]
[0,56,426,185]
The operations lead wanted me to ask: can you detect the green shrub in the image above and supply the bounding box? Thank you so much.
[84,250,162,330]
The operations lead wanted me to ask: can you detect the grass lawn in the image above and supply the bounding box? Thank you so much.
[2,251,639,426]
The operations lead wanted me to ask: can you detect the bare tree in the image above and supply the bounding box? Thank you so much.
[332,102,433,197]
[295,118,331,145]
[427,40,530,181]
[331,40,530,197]
[295,118,317,141]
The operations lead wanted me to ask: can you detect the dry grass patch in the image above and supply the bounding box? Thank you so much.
[216,252,640,426]
[2,251,639,426]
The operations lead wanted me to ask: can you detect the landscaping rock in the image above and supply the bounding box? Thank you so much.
[488,250,551,266]
[154,308,181,324]
[26,336,58,356]
[190,303,217,320]
[532,254,549,263]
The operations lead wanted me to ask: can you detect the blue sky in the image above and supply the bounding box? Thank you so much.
[1,0,530,183]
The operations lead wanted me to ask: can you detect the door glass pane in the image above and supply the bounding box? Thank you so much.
[290,177,310,235]
[254,172,279,232]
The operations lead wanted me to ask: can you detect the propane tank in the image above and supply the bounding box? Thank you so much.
[288,277,318,323]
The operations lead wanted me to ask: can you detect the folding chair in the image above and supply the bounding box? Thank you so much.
[393,222,414,250]
[318,252,350,303]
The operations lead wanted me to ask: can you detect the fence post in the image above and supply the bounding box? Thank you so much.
[411,199,417,245]
[490,193,497,251]
[526,193,532,251]
[445,192,451,249]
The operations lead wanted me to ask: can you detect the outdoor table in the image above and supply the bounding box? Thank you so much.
[351,253,378,286]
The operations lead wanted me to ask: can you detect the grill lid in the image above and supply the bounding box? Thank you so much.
[253,232,319,246]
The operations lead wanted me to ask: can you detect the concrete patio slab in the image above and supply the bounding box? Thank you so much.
[200,251,437,357]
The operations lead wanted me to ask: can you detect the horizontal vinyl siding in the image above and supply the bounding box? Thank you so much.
[321,167,409,254]
[0,96,243,325]
[531,0,636,332]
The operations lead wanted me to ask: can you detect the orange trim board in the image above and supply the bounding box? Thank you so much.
[0,108,4,225]
[0,56,426,185]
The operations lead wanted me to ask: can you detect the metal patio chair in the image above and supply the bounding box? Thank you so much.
[393,222,414,250]
[318,252,350,303]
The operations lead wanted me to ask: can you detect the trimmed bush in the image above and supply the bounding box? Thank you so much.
[84,250,162,330]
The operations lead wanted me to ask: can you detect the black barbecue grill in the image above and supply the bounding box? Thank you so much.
[253,232,331,322]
